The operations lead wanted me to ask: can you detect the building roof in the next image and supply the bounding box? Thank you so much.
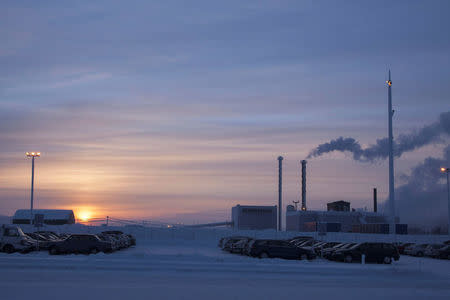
[328,200,350,205]
[13,209,75,220]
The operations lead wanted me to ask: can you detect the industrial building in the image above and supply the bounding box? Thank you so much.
[285,160,406,234]
[12,209,76,225]
[286,206,394,233]
[231,205,277,230]
[327,200,350,212]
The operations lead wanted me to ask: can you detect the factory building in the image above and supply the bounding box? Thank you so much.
[231,205,277,230]
[327,200,350,212]
[286,206,392,233]
[12,209,76,225]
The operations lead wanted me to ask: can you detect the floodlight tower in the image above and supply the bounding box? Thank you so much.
[386,71,396,235]
[278,156,283,231]
[441,167,450,235]
[26,152,40,225]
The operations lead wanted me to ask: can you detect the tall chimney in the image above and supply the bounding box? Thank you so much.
[373,188,377,213]
[301,160,307,211]
[278,156,283,231]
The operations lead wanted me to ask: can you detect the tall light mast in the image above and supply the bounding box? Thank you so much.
[386,71,396,235]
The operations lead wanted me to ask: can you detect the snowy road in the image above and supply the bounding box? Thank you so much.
[1,241,449,300]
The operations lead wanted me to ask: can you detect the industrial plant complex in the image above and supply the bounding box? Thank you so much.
[231,157,407,234]
[230,72,412,235]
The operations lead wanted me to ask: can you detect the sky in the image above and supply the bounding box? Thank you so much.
[1,0,449,225]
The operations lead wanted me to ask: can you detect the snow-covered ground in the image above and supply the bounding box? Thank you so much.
[1,238,449,300]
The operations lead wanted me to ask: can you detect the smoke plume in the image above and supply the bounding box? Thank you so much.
[307,111,450,162]
[392,145,450,228]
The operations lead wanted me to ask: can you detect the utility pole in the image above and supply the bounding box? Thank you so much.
[386,71,396,235]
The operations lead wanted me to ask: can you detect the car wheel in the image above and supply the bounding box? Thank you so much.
[259,252,269,259]
[300,254,308,260]
[3,244,15,254]
[345,255,353,263]
[417,252,424,257]
[447,254,450,260]
[49,247,58,255]
[90,248,99,255]
[383,256,392,264]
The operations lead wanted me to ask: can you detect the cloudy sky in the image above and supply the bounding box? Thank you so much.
[1,0,449,224]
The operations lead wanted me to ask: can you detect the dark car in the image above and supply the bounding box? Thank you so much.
[291,239,316,248]
[312,242,340,255]
[35,231,60,241]
[223,237,246,252]
[219,236,248,249]
[249,239,316,260]
[330,242,399,264]
[288,236,314,243]
[48,234,113,255]
[230,237,253,254]
[436,245,450,259]
[396,242,414,255]
[323,243,358,258]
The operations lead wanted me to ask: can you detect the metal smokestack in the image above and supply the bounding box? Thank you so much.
[301,160,307,211]
[278,156,283,231]
[373,188,378,213]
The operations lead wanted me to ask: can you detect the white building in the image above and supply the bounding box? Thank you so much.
[12,209,76,225]
[231,205,277,230]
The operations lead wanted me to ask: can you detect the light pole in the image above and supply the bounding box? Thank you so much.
[26,152,40,226]
[441,167,450,235]
[386,71,396,235]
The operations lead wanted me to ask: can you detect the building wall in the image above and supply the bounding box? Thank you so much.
[232,205,277,230]
[286,210,391,232]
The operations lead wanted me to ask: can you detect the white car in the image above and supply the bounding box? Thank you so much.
[404,244,428,257]
[0,225,37,253]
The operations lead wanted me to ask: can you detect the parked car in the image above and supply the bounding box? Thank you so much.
[101,231,135,249]
[248,239,316,260]
[219,236,248,249]
[312,242,340,255]
[291,239,315,248]
[97,233,119,251]
[330,242,399,264]
[287,236,314,243]
[0,225,37,253]
[48,234,113,255]
[435,245,450,259]
[223,237,247,252]
[127,234,136,246]
[230,237,253,254]
[424,244,446,258]
[321,243,356,258]
[25,232,54,250]
[396,242,414,255]
[404,244,429,257]
[35,231,60,241]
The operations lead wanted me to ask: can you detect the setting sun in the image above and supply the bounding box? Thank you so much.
[78,211,92,222]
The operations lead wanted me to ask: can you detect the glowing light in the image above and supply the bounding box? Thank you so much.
[26,152,41,157]
[442,167,449,173]
[78,211,92,222]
